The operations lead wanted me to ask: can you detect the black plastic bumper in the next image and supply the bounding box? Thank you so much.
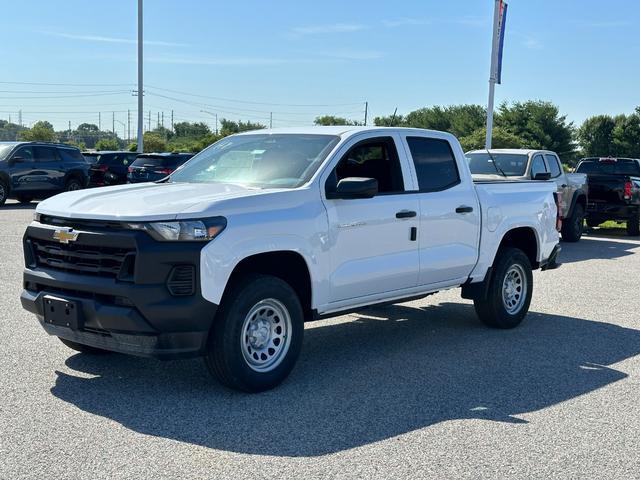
[21,221,218,360]
[586,202,639,221]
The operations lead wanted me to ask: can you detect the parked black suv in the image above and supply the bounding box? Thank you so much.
[575,157,640,235]
[85,151,139,187]
[127,152,194,183]
[0,142,88,206]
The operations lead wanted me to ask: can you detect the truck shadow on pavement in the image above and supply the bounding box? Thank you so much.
[560,236,639,264]
[51,302,640,457]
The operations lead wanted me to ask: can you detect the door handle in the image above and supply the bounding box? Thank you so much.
[455,205,474,214]
[396,210,417,219]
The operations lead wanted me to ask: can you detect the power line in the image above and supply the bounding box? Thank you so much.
[145,84,364,108]
[0,81,134,87]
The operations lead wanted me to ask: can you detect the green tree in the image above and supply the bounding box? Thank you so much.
[314,115,360,126]
[576,115,616,157]
[173,121,211,138]
[373,113,405,127]
[611,113,640,158]
[459,127,526,152]
[496,101,575,161]
[219,119,265,136]
[20,121,56,142]
[142,132,167,153]
[95,138,119,151]
[0,120,26,141]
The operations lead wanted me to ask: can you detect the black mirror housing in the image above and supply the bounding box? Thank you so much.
[532,172,551,181]
[328,177,378,199]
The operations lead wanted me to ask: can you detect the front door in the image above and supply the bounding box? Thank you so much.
[322,135,420,304]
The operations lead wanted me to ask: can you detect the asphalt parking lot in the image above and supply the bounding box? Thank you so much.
[1,200,639,479]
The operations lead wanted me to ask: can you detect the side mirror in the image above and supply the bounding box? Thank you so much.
[328,177,378,199]
[8,156,24,165]
[532,172,551,181]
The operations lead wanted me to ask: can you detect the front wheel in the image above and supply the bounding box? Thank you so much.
[0,179,8,206]
[205,274,304,392]
[561,204,584,242]
[474,248,534,329]
[16,195,33,204]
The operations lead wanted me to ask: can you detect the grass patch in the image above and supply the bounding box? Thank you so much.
[593,220,626,229]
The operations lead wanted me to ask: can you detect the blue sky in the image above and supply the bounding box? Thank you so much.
[1,0,638,133]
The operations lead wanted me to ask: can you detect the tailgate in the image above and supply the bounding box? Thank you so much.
[587,174,627,205]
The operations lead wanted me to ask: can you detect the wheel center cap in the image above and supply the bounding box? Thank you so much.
[249,320,270,348]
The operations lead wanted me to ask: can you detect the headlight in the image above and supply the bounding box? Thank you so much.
[126,217,227,242]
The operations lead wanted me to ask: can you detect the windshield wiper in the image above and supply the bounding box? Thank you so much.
[485,149,508,177]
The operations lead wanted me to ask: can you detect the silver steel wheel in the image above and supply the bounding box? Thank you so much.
[502,264,527,315]
[240,298,292,373]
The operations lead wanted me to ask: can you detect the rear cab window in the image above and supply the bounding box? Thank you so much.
[405,137,460,191]
[576,159,640,175]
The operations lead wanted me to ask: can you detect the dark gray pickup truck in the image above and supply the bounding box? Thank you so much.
[575,157,640,236]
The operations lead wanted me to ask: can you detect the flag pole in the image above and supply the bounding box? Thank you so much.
[486,0,506,149]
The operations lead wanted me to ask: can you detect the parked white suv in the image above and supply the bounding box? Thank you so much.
[21,127,561,392]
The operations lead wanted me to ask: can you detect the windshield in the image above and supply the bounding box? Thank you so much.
[169,134,340,188]
[466,152,529,176]
[0,144,15,160]
[576,159,640,175]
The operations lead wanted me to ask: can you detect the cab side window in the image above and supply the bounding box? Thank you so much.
[12,146,35,162]
[35,146,59,163]
[545,154,562,178]
[406,137,460,192]
[330,137,404,194]
[530,154,547,178]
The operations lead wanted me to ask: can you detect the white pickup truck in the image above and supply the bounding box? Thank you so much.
[21,127,561,392]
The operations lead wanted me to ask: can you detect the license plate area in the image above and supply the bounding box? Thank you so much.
[43,295,81,330]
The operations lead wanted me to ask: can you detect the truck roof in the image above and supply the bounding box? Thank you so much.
[234,126,458,139]
[467,148,556,156]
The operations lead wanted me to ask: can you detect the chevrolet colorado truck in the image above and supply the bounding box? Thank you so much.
[466,149,588,242]
[21,127,561,392]
[575,157,640,236]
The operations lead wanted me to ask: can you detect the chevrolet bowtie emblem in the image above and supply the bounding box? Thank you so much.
[53,228,79,244]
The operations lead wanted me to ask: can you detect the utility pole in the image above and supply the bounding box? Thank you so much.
[136,0,144,153]
[98,112,101,130]
[68,121,71,139]
[161,111,164,128]
[200,110,219,135]
[270,112,273,128]
[157,111,160,129]
[127,109,131,142]
[112,112,115,136]
[171,110,174,131]
[148,110,151,132]
[364,101,368,126]
[18,110,22,127]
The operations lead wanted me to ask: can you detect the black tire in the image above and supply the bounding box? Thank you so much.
[0,179,8,206]
[561,203,584,242]
[205,274,304,392]
[16,195,33,204]
[474,248,533,329]
[586,218,601,228]
[58,337,111,354]
[65,177,83,192]
[627,212,640,236]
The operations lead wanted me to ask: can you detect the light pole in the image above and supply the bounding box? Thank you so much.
[200,110,218,135]
[136,0,144,153]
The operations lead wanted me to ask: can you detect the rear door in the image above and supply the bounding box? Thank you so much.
[34,146,64,190]
[400,133,481,286]
[321,134,420,304]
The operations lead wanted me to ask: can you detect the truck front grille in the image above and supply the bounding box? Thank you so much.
[30,238,135,280]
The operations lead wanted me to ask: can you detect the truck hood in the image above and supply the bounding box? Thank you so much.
[36,182,285,221]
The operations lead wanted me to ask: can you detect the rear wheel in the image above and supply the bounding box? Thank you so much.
[205,274,304,392]
[561,204,584,242]
[65,177,83,192]
[58,337,111,354]
[474,248,533,329]
[627,212,640,236]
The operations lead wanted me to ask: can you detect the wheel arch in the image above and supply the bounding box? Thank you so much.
[219,250,313,321]
[495,226,539,269]
[566,191,587,219]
